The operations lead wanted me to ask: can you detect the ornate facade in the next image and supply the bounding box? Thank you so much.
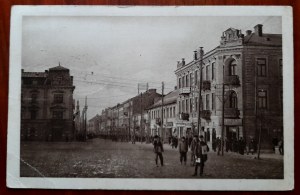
[175,24,282,149]
[21,65,75,141]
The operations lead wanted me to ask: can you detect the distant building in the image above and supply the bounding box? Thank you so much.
[21,65,75,141]
[87,114,100,138]
[146,90,178,141]
[175,24,282,149]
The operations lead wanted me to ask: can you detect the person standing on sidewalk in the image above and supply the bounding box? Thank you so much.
[193,135,209,176]
[178,137,188,165]
[153,135,164,167]
[190,135,198,166]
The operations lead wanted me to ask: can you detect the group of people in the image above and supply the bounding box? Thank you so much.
[153,135,209,176]
[212,137,257,155]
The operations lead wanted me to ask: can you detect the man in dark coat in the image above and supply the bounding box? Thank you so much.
[193,135,209,176]
[178,137,189,165]
[153,135,164,167]
[190,135,198,166]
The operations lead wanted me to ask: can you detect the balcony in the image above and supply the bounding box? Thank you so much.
[224,75,240,86]
[179,112,189,121]
[179,87,191,95]
[200,110,211,120]
[203,80,211,91]
[224,108,240,118]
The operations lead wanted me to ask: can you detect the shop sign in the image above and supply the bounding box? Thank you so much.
[221,119,243,126]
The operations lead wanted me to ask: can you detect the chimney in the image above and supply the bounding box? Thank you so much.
[246,30,252,36]
[182,58,185,66]
[194,51,198,61]
[254,24,263,37]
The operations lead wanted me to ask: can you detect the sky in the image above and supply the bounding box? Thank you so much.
[22,16,281,119]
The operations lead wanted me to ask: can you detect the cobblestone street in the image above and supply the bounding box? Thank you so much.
[20,138,283,178]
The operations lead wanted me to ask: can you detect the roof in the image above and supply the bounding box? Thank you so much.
[22,72,47,78]
[244,33,282,46]
[147,90,178,110]
[49,65,69,71]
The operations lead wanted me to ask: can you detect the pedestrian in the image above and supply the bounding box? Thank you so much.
[193,135,209,176]
[178,137,188,165]
[239,137,245,155]
[248,138,255,155]
[216,137,221,155]
[190,135,198,166]
[278,137,283,155]
[153,135,164,167]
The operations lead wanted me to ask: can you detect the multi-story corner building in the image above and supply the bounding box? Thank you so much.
[21,65,76,141]
[175,24,282,149]
[146,90,178,141]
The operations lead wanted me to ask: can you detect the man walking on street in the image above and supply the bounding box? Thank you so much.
[193,135,209,176]
[178,137,188,165]
[153,135,164,167]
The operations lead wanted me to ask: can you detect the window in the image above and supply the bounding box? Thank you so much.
[186,99,189,113]
[31,110,37,119]
[190,99,193,113]
[179,102,181,113]
[31,93,38,103]
[189,73,193,87]
[229,60,237,76]
[173,106,176,117]
[279,59,282,77]
[258,89,267,109]
[206,65,210,80]
[257,58,267,77]
[212,62,215,80]
[195,97,198,112]
[178,78,181,89]
[53,111,63,119]
[212,93,216,110]
[280,90,283,109]
[229,91,238,108]
[182,100,185,113]
[185,75,189,87]
[194,70,198,86]
[54,94,63,103]
[206,94,210,110]
[182,76,185,88]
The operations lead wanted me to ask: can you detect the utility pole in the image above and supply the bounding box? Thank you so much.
[161,81,164,142]
[84,96,88,141]
[128,102,131,142]
[197,47,204,136]
[140,92,143,143]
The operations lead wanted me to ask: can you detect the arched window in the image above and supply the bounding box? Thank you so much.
[229,91,238,108]
[229,59,237,76]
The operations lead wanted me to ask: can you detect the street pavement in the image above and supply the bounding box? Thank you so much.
[20,138,283,178]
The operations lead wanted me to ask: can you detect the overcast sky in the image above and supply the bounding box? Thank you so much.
[22,16,281,119]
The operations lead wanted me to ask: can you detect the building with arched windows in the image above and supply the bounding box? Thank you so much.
[21,65,76,141]
[175,24,282,150]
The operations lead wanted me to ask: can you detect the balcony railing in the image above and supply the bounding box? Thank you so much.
[179,87,191,95]
[202,80,211,91]
[200,110,211,120]
[224,75,240,86]
[224,108,240,118]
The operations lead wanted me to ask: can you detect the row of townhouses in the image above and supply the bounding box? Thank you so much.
[92,24,283,149]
